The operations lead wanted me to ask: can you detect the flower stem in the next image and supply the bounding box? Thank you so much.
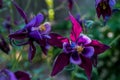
[73,0,80,13]
[109,35,120,46]
[12,50,22,70]
[24,0,31,12]
[71,65,78,80]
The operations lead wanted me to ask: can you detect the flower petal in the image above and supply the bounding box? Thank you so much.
[41,22,51,34]
[9,30,28,40]
[25,13,44,30]
[12,1,28,24]
[51,52,70,76]
[70,52,81,65]
[109,0,116,8]
[82,46,94,58]
[28,41,36,61]
[48,33,69,48]
[79,55,92,80]
[40,45,50,55]
[77,34,91,45]
[63,42,73,53]
[14,71,30,80]
[89,40,110,54]
[69,12,82,42]
[4,69,17,80]
[29,30,42,40]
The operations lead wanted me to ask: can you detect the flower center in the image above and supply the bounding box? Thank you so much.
[76,46,84,54]
[39,24,46,31]
[100,2,107,10]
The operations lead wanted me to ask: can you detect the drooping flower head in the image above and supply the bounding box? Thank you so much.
[0,69,30,80]
[96,0,116,21]
[9,1,51,61]
[0,34,10,54]
[50,13,109,80]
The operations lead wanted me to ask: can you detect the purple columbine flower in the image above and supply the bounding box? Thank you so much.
[9,1,51,61]
[0,34,10,54]
[0,69,30,80]
[96,0,116,21]
[50,13,109,80]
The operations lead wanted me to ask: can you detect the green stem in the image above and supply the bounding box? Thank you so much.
[12,50,22,70]
[24,0,31,12]
[71,65,78,80]
[73,0,80,13]
[109,35,120,46]
[9,1,14,25]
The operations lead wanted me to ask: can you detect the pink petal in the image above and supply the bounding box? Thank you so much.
[51,52,70,76]
[79,55,92,80]
[69,12,82,42]
[89,40,110,54]
[48,33,69,48]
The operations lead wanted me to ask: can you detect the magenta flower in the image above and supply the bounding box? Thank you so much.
[0,34,10,54]
[0,69,30,80]
[9,1,51,61]
[50,13,109,80]
[96,0,116,20]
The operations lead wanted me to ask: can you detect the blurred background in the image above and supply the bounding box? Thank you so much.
[0,0,120,80]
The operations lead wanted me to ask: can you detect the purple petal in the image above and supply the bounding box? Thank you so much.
[51,52,70,76]
[70,52,81,64]
[77,34,91,45]
[4,69,17,80]
[89,40,110,54]
[109,0,116,8]
[12,1,28,24]
[14,71,30,80]
[48,33,69,48]
[79,55,92,80]
[40,22,51,34]
[28,41,36,61]
[69,12,82,42]
[40,45,50,55]
[82,46,94,58]
[63,42,73,53]
[95,0,101,6]
[29,30,42,40]
[25,13,44,30]
[9,30,28,40]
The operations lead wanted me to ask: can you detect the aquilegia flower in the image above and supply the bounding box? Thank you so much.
[50,13,109,80]
[0,69,30,80]
[96,0,116,21]
[9,1,51,61]
[0,34,10,54]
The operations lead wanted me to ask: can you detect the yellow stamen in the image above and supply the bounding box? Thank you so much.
[76,46,84,54]
[100,2,106,10]
[39,24,46,31]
